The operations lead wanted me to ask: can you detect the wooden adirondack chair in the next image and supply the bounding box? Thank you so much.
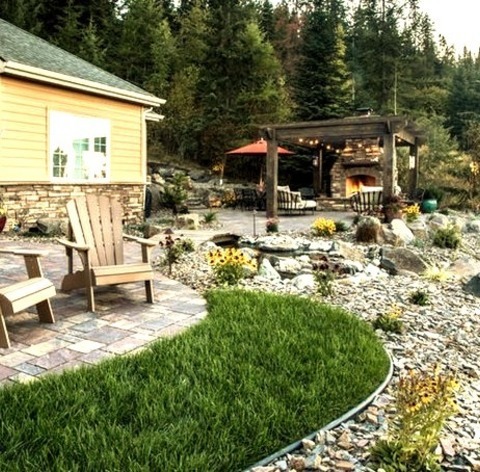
[0,249,56,348]
[58,194,158,312]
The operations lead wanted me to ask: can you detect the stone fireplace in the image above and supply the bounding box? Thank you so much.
[329,138,383,197]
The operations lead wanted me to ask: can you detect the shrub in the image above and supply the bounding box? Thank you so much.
[372,305,404,334]
[334,220,349,232]
[356,216,381,243]
[422,265,451,282]
[313,269,334,296]
[432,224,461,249]
[162,172,189,215]
[203,211,218,224]
[370,366,459,472]
[207,247,257,285]
[179,238,195,253]
[160,235,194,274]
[311,218,336,237]
[409,289,429,306]
[411,237,426,249]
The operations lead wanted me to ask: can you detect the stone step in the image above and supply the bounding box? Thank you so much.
[316,197,351,211]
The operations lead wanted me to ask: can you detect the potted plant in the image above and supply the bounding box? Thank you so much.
[421,186,443,213]
[383,195,404,223]
[266,217,279,233]
[0,198,7,233]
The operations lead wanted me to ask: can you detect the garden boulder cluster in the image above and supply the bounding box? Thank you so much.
[155,209,480,471]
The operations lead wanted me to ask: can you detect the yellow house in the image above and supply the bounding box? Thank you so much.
[0,18,165,229]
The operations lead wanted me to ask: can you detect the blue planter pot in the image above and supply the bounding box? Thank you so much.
[421,199,438,213]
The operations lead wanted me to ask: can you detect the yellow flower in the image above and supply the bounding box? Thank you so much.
[311,218,336,237]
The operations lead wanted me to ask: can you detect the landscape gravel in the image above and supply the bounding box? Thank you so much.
[154,221,480,472]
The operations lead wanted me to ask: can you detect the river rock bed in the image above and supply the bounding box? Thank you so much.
[154,213,480,471]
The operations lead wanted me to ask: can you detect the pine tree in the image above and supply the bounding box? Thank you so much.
[158,0,209,159]
[446,54,480,147]
[294,0,351,120]
[197,0,291,164]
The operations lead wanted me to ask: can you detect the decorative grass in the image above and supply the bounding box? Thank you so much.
[0,290,389,471]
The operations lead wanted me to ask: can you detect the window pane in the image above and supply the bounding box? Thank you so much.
[53,147,68,177]
[50,111,110,182]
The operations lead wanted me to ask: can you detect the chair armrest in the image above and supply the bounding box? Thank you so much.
[123,234,159,247]
[56,238,90,252]
[0,248,49,257]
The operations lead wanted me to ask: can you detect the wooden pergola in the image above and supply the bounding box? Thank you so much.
[261,115,425,219]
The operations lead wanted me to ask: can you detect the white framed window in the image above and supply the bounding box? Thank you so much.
[49,111,110,181]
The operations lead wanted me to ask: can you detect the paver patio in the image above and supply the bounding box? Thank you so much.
[0,208,355,386]
[0,239,207,386]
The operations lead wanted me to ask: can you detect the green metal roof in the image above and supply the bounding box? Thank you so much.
[0,18,164,106]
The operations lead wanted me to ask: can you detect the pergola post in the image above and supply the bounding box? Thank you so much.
[265,131,278,219]
[408,139,420,197]
[383,132,396,201]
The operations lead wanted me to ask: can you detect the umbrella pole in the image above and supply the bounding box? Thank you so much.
[219,155,227,185]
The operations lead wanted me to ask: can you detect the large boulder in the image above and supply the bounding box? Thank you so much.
[380,247,428,275]
[464,274,480,297]
[258,258,281,280]
[291,273,316,291]
[428,213,450,231]
[333,241,366,263]
[449,257,480,281]
[271,257,302,276]
[406,218,428,239]
[189,169,210,182]
[176,213,199,230]
[463,219,480,233]
[389,218,415,245]
[36,217,67,235]
[255,234,300,253]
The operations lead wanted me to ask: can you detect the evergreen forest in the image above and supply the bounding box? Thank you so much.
[2,0,480,207]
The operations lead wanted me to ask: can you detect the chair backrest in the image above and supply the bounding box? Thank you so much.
[277,189,291,209]
[66,194,125,267]
[350,190,383,213]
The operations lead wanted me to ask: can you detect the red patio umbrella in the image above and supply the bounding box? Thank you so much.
[224,138,294,184]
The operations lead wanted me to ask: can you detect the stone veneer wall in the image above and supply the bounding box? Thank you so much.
[330,138,384,198]
[0,184,145,231]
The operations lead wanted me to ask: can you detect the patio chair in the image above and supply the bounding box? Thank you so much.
[0,249,56,348]
[58,194,158,312]
[299,187,315,200]
[241,188,259,211]
[349,189,383,215]
[233,187,244,210]
[277,186,316,214]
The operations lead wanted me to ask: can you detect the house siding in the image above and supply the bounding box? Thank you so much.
[0,76,146,184]
[0,76,150,226]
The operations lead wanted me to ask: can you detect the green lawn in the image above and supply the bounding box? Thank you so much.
[0,290,390,471]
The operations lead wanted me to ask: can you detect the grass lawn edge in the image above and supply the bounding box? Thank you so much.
[244,345,394,471]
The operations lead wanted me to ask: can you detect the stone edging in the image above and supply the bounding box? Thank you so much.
[244,347,395,471]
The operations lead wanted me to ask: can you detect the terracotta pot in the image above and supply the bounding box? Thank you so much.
[0,216,6,233]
